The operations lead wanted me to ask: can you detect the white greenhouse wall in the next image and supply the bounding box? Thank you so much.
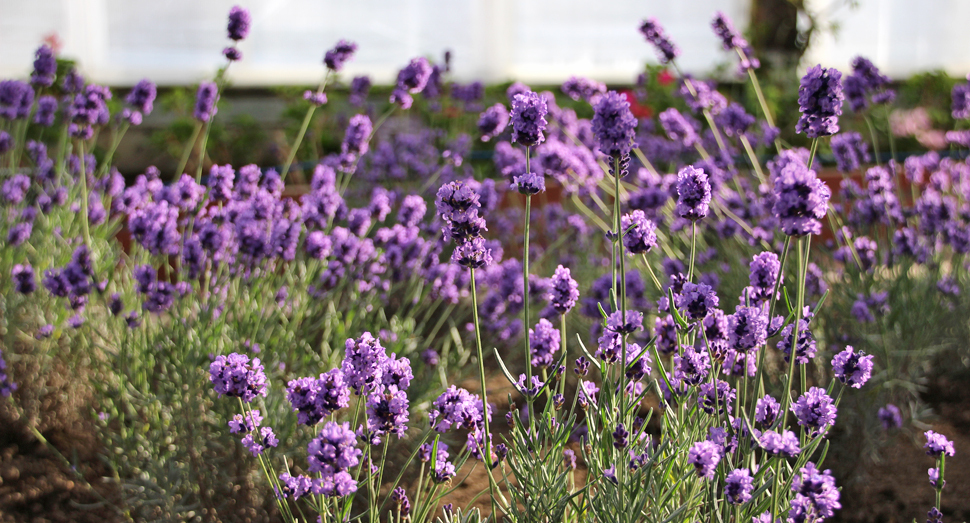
[0,0,748,86]
[2,0,966,87]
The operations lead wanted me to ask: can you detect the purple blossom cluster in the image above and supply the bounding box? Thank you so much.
[429,385,489,432]
[796,65,843,138]
[390,57,432,110]
[772,158,831,236]
[831,346,874,388]
[307,422,361,497]
[792,387,838,434]
[844,57,894,112]
[639,18,679,64]
[437,181,492,269]
[510,91,548,147]
[711,12,759,71]
[592,91,637,157]
[209,353,268,403]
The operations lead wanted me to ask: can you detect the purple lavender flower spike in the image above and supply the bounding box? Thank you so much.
[512,171,545,195]
[673,345,710,385]
[324,40,358,72]
[0,80,34,120]
[924,430,955,458]
[529,319,560,367]
[760,430,800,457]
[676,282,718,320]
[307,421,361,497]
[675,165,711,221]
[226,5,251,41]
[366,387,410,438]
[194,82,219,122]
[698,380,735,415]
[831,345,874,388]
[390,57,433,109]
[341,113,372,160]
[341,332,388,395]
[592,91,637,157]
[451,237,492,269]
[241,426,278,456]
[392,487,411,515]
[12,264,36,294]
[756,395,780,427]
[639,18,679,64]
[724,468,754,504]
[561,76,606,103]
[928,467,944,489]
[510,91,548,147]
[792,387,837,434]
[659,108,699,147]
[209,353,268,403]
[790,463,841,521]
[845,57,894,112]
[748,252,780,303]
[349,76,371,106]
[952,80,970,119]
[34,95,57,127]
[778,319,817,364]
[549,265,579,315]
[31,45,57,87]
[878,404,902,430]
[429,386,489,432]
[772,157,831,236]
[796,65,843,138]
[728,305,767,352]
[830,132,870,172]
[124,79,156,125]
[711,12,742,51]
[716,103,755,137]
[687,441,721,479]
[478,103,509,142]
[621,210,658,254]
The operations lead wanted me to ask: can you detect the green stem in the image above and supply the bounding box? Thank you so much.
[194,120,213,183]
[77,141,93,252]
[739,134,766,184]
[688,221,696,282]
[864,115,881,164]
[175,122,203,177]
[744,64,782,154]
[97,121,131,178]
[470,268,500,521]
[523,146,535,427]
[281,105,318,182]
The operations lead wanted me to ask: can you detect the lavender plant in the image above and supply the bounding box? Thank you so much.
[1,5,967,523]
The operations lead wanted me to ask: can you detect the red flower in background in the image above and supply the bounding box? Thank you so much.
[43,33,63,54]
[620,90,652,119]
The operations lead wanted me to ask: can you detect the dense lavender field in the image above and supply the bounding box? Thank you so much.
[1,5,969,523]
